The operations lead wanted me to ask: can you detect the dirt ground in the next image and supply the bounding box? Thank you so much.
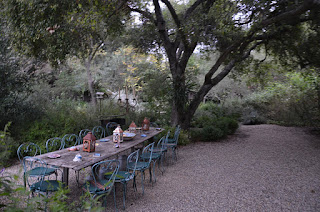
[1,124,320,211]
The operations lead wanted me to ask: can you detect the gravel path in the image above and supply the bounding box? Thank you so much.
[2,124,320,211]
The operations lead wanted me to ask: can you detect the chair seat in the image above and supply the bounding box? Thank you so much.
[104,171,133,182]
[140,152,161,160]
[151,147,167,153]
[163,143,176,147]
[167,138,175,143]
[27,167,56,177]
[127,161,150,171]
[30,180,61,192]
[82,179,112,194]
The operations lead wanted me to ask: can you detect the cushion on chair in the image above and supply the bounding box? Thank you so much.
[30,180,61,192]
[104,171,131,181]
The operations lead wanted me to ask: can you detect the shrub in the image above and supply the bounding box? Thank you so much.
[190,102,239,142]
[0,123,17,167]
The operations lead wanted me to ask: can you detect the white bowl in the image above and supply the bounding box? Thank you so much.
[123,132,136,141]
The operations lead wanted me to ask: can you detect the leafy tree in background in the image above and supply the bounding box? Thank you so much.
[0,6,33,130]
[125,0,320,128]
[4,0,130,107]
[3,0,320,129]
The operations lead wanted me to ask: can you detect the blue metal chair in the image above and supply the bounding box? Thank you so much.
[150,135,168,174]
[105,150,139,209]
[46,137,63,153]
[79,129,91,143]
[163,128,180,162]
[82,160,120,210]
[167,125,181,143]
[62,134,80,148]
[23,156,63,210]
[92,126,106,140]
[17,143,56,187]
[127,142,154,195]
[106,122,118,136]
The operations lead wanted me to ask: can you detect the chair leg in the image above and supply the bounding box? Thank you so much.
[152,160,156,183]
[122,183,127,210]
[113,186,118,211]
[141,171,144,195]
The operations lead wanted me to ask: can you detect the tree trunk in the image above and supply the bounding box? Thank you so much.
[85,59,97,108]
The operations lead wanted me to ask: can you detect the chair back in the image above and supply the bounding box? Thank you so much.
[23,156,47,189]
[156,136,167,149]
[92,126,106,139]
[106,122,118,136]
[79,129,91,143]
[62,134,80,148]
[46,137,63,153]
[91,160,119,194]
[17,143,41,164]
[141,142,154,165]
[126,150,139,175]
[173,127,181,145]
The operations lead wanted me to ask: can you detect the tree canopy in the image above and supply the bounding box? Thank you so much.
[3,0,320,128]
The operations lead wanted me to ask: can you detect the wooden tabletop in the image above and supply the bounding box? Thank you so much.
[34,128,163,172]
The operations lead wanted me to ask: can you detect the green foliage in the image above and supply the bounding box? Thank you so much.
[190,102,239,142]
[156,126,190,146]
[0,172,105,211]
[0,123,17,167]
[19,100,97,149]
[242,70,320,126]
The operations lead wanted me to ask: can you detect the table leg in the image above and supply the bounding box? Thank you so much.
[62,167,69,187]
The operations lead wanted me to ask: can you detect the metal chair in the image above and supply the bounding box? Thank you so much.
[82,160,120,210]
[92,126,106,140]
[106,122,118,136]
[23,156,63,210]
[62,134,80,148]
[79,129,91,143]
[150,135,168,174]
[17,143,56,187]
[127,142,154,195]
[163,128,180,162]
[105,150,139,209]
[45,137,63,153]
[167,125,181,143]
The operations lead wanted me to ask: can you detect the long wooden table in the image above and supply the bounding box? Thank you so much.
[34,128,163,186]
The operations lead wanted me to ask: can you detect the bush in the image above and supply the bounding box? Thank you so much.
[155,126,191,146]
[0,123,17,167]
[190,102,239,142]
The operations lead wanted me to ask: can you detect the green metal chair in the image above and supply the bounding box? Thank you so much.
[46,137,63,153]
[17,143,56,187]
[79,129,91,143]
[163,128,180,162]
[62,134,80,148]
[167,125,181,143]
[82,160,120,210]
[127,142,154,195]
[106,122,118,136]
[150,135,169,174]
[105,150,139,209]
[92,126,106,139]
[23,156,63,195]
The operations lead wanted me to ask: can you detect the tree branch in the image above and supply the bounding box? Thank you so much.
[152,0,175,53]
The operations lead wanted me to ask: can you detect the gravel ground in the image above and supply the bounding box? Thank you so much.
[2,124,320,211]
